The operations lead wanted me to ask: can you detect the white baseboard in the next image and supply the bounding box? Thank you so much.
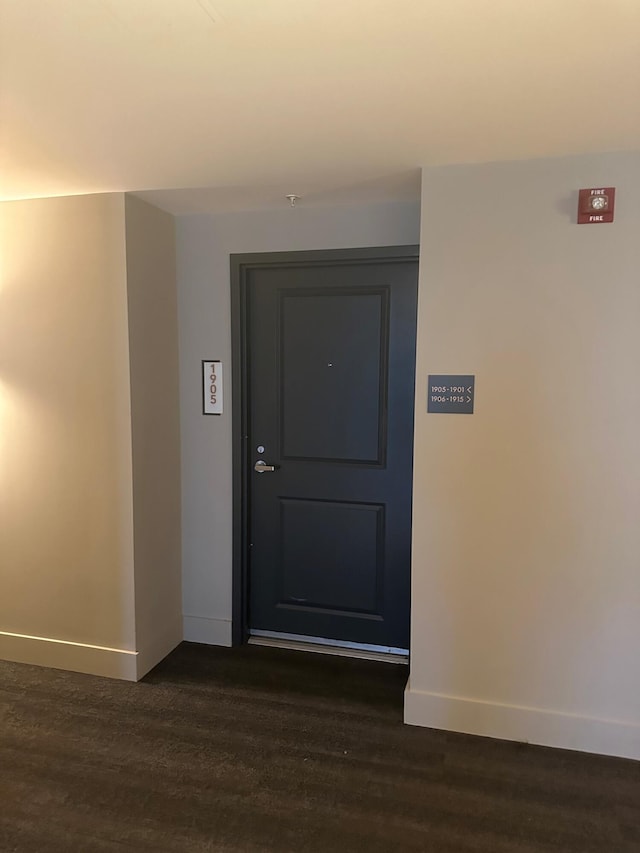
[0,630,138,681]
[404,682,640,761]
[183,615,232,647]
[136,616,183,680]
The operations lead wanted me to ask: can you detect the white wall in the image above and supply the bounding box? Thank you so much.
[176,202,420,645]
[405,151,640,759]
[0,194,138,678]
[125,195,183,679]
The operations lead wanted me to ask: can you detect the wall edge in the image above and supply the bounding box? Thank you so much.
[404,681,640,761]
[0,630,138,681]
[183,615,232,646]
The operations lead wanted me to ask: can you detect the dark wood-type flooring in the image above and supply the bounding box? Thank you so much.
[1,642,638,852]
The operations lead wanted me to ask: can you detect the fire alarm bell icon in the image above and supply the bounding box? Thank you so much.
[578,188,615,224]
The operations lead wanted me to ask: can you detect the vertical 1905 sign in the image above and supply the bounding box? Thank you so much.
[202,360,223,415]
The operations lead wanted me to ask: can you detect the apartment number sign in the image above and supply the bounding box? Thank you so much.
[202,360,223,415]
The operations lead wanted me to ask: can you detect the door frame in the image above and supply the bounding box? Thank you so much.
[230,245,420,645]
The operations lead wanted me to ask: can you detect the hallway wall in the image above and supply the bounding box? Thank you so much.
[0,194,137,676]
[125,195,183,678]
[406,151,640,759]
[0,193,182,680]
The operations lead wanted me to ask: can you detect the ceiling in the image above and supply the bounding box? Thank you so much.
[1,0,639,213]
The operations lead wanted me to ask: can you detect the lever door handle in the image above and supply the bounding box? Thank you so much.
[254,460,277,473]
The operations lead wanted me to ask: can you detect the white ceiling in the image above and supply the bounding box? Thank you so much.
[1,0,639,213]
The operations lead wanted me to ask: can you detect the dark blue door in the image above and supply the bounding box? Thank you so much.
[245,249,418,649]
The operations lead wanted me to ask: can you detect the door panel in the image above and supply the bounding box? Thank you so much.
[281,289,388,463]
[279,498,384,615]
[243,252,418,649]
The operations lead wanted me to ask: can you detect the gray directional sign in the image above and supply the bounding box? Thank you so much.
[428,375,475,414]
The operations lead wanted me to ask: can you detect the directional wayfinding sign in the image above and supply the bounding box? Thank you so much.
[428,375,475,414]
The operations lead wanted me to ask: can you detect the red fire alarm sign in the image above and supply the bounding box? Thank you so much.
[577,187,615,224]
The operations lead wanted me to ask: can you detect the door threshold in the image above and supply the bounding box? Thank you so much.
[248,630,408,664]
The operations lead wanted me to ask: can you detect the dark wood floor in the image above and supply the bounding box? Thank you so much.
[0,642,638,852]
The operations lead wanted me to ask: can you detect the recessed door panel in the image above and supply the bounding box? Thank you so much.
[279,498,384,615]
[281,290,388,464]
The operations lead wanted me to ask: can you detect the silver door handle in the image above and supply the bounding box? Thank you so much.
[254,460,277,473]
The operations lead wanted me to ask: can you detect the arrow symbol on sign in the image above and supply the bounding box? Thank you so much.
[467,386,472,393]
[466,396,471,403]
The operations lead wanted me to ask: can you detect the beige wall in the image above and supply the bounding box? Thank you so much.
[0,194,137,677]
[406,151,640,759]
[0,192,181,680]
[125,195,182,678]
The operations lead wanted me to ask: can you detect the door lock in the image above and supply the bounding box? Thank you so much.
[254,460,277,473]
